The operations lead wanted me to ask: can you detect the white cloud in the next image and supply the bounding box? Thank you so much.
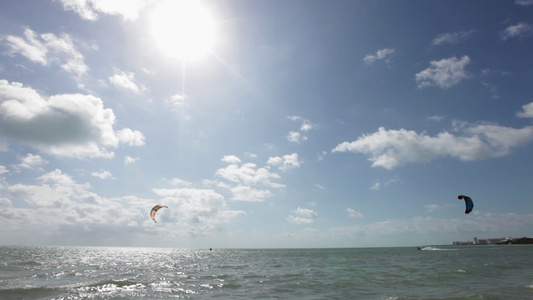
[2,27,88,79]
[347,208,364,218]
[500,23,533,40]
[15,153,48,171]
[91,169,113,179]
[332,124,533,169]
[215,158,285,202]
[517,102,533,118]
[294,207,318,218]
[41,32,88,79]
[2,27,47,64]
[0,169,183,242]
[287,215,314,225]
[7,169,96,207]
[516,0,533,5]
[287,116,315,143]
[0,80,144,158]
[216,162,283,188]
[152,188,246,228]
[288,207,318,224]
[416,56,470,89]
[169,178,192,187]
[287,131,306,144]
[288,115,315,132]
[124,155,139,166]
[432,30,475,46]
[363,48,395,65]
[117,128,146,146]
[267,153,301,171]
[221,155,241,164]
[57,0,152,21]
[108,70,146,93]
[229,185,273,202]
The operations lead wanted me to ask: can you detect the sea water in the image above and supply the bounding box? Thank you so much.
[1,245,532,299]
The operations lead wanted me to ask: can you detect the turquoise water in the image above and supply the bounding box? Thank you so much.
[1,245,532,299]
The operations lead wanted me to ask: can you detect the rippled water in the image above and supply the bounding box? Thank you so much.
[1,245,532,299]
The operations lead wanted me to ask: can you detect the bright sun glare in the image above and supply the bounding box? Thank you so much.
[150,0,215,61]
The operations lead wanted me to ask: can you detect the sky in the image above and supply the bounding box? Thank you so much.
[1,0,533,248]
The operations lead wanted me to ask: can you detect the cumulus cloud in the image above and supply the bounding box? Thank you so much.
[124,155,139,166]
[108,69,146,93]
[517,102,533,118]
[57,0,152,21]
[288,207,318,224]
[7,169,92,207]
[216,162,283,188]
[169,178,192,187]
[152,188,246,230]
[432,30,475,46]
[287,116,315,143]
[267,153,301,171]
[0,167,247,242]
[363,48,395,65]
[229,185,273,202]
[287,131,306,143]
[0,80,145,158]
[91,169,113,179]
[215,156,285,202]
[116,128,145,146]
[15,153,48,171]
[500,23,533,40]
[2,27,88,80]
[0,168,236,242]
[416,56,470,89]
[2,169,133,234]
[332,124,533,169]
[288,116,315,132]
[515,0,533,5]
[221,155,241,164]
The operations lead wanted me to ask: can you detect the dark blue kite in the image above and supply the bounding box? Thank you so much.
[457,195,473,214]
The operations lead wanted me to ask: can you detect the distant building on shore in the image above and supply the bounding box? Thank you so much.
[453,236,533,245]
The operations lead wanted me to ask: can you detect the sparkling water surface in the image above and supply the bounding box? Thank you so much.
[1,245,532,299]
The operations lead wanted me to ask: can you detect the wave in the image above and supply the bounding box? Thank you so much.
[0,286,64,299]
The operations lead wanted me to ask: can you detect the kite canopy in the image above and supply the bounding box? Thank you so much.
[150,205,168,223]
[458,195,473,214]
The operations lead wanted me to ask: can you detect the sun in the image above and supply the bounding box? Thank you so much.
[150,0,215,61]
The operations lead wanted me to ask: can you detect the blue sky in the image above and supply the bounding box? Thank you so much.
[1,0,533,248]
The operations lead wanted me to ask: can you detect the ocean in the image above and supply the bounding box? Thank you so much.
[1,245,532,299]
